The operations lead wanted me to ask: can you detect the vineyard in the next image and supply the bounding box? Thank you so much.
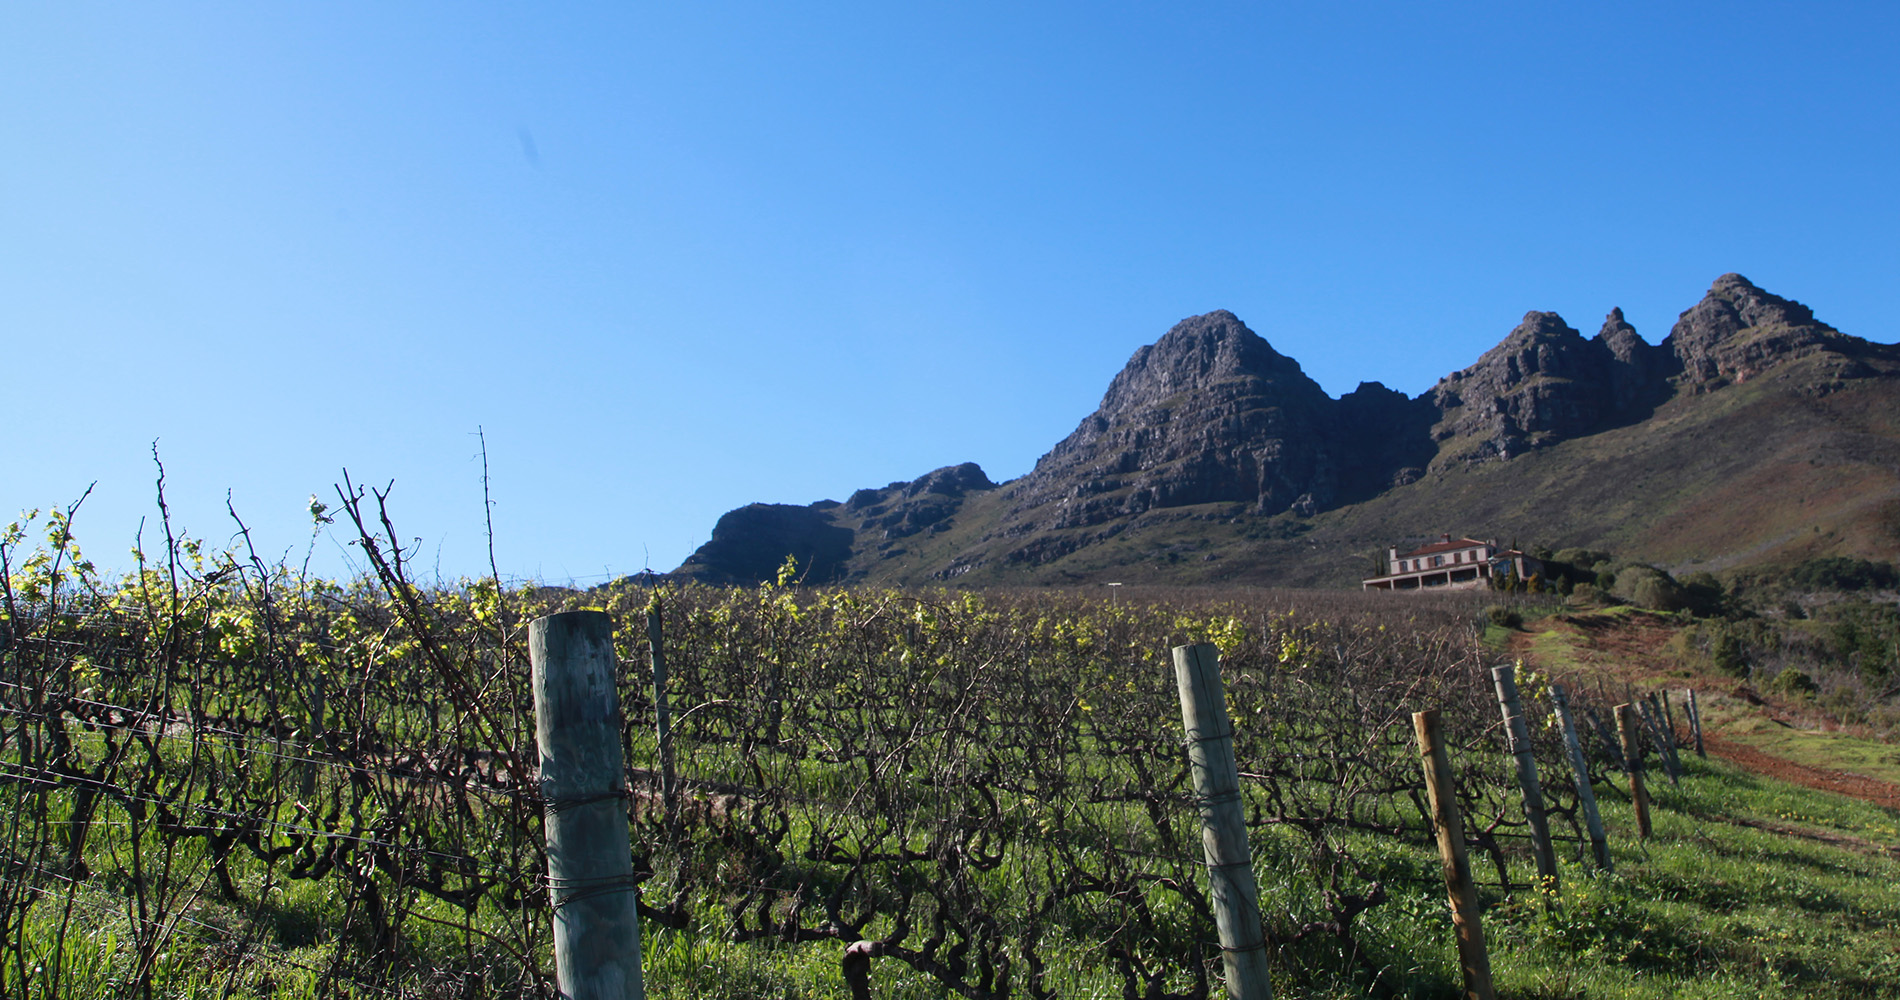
[5,488,1900,999]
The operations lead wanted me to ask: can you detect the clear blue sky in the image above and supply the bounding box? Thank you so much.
[6,3,1897,585]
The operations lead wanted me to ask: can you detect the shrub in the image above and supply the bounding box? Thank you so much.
[1768,666,1819,700]
[1711,628,1747,677]
[1487,605,1524,629]
[1613,564,1688,612]
[1607,563,1723,614]
[1553,548,1614,571]
[1788,557,1899,592]
[1679,571,1726,617]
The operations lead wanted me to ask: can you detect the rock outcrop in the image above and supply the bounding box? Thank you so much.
[845,463,996,542]
[1664,273,1855,386]
[1595,307,1669,416]
[673,503,855,585]
[670,275,1898,586]
[1002,311,1348,531]
[1427,305,1682,464]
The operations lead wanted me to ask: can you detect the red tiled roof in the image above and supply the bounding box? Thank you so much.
[1399,537,1490,559]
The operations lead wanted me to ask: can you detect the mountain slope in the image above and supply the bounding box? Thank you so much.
[672,275,1900,588]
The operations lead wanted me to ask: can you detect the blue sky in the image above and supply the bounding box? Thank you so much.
[6,3,1897,585]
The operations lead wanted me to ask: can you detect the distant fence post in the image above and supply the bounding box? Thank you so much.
[1639,696,1681,786]
[1614,703,1652,841]
[1650,693,1684,780]
[1583,707,1625,773]
[1685,688,1706,758]
[1413,710,1496,1000]
[1171,643,1272,1000]
[646,600,678,831]
[531,611,647,1000]
[1490,664,1557,888]
[1547,685,1612,872]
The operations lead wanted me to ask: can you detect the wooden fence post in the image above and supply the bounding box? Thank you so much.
[1686,688,1706,758]
[1650,693,1683,779]
[1171,643,1273,1000]
[646,600,677,831]
[1413,710,1496,1000]
[1490,665,1557,887]
[1614,703,1651,841]
[1547,685,1612,873]
[531,611,647,1000]
[1583,707,1625,773]
[1638,696,1681,786]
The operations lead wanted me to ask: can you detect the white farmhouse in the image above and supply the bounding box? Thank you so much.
[1361,534,1544,591]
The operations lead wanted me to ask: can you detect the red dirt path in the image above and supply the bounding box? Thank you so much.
[1511,611,1900,813]
[1696,733,1900,811]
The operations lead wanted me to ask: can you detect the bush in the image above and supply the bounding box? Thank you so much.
[1487,605,1524,629]
[1788,557,1899,592]
[1711,628,1747,677]
[1553,548,1614,571]
[1679,571,1726,617]
[1816,600,1900,684]
[1613,564,1688,612]
[1768,666,1819,700]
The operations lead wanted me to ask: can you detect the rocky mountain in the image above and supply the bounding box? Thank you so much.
[670,274,1900,588]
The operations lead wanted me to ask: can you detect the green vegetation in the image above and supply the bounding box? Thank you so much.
[6,491,1900,998]
[1786,556,1899,593]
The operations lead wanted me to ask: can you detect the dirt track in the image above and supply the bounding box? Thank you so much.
[1511,610,1900,813]
[1699,732,1900,811]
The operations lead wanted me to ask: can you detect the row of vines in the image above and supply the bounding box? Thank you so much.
[0,487,1622,999]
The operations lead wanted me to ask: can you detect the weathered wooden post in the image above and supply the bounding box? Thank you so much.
[1650,693,1684,780]
[1413,710,1496,1000]
[531,611,646,1000]
[1638,696,1681,786]
[646,600,677,830]
[1614,703,1652,841]
[1171,643,1272,1000]
[1490,664,1557,888]
[1584,707,1626,773]
[1685,688,1706,758]
[1547,685,1612,872]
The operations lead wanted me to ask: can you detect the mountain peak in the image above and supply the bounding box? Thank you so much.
[1668,274,1840,384]
[1095,311,1304,414]
[1005,311,1340,536]
[670,275,1900,589]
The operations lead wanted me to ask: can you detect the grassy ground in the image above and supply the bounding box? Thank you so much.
[619,751,1900,999]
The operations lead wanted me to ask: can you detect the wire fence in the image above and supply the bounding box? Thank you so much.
[0,490,1672,999]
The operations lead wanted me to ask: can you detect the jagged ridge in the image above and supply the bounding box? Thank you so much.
[671,274,1900,586]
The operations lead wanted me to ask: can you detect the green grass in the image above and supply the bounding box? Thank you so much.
[1470,753,1900,999]
[1715,714,1900,786]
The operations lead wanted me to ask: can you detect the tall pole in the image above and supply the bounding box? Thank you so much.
[531,611,646,1000]
[1686,688,1706,758]
[1414,710,1495,1000]
[1548,685,1612,872]
[1171,643,1272,1000]
[1490,664,1557,887]
[1615,703,1652,841]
